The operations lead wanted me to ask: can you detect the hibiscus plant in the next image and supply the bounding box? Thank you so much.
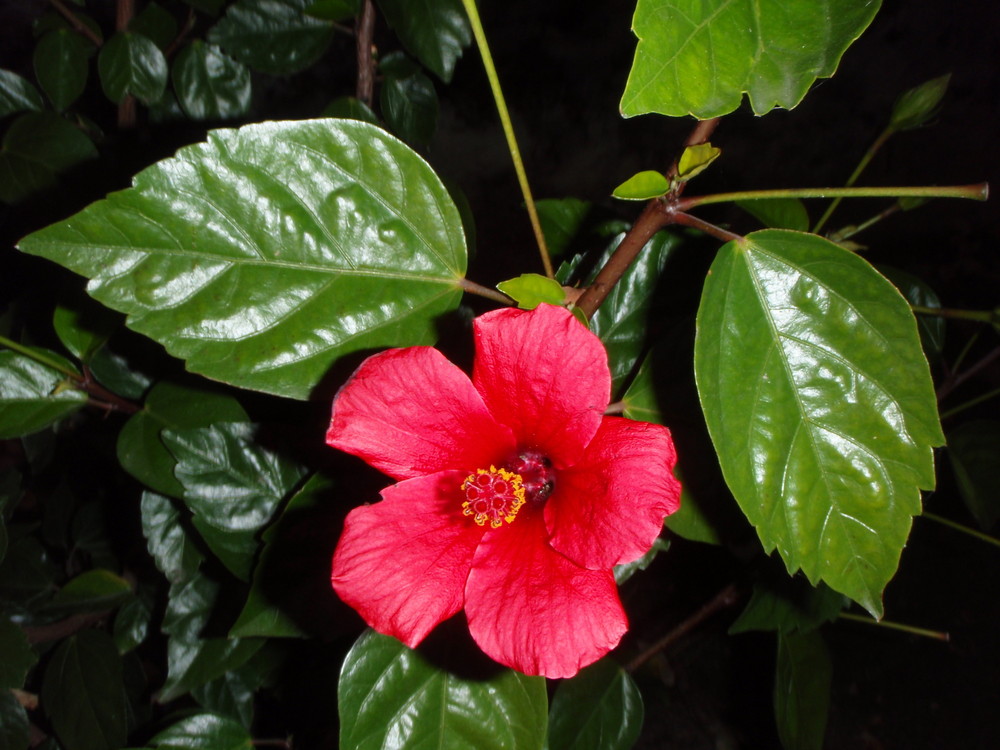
[0,0,996,749]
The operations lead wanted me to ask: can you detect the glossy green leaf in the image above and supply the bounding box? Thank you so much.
[0,349,87,439]
[611,170,669,201]
[53,300,120,364]
[676,143,720,182]
[0,69,44,118]
[947,420,1000,531]
[160,571,264,702]
[879,265,944,361]
[306,0,360,21]
[547,659,643,750]
[33,29,93,111]
[376,0,471,82]
[320,95,379,124]
[98,32,169,104]
[729,576,843,635]
[695,229,944,617]
[774,630,832,750]
[42,569,132,616]
[119,382,247,498]
[340,630,547,750]
[191,516,258,581]
[589,231,679,392]
[130,2,179,51]
[18,119,467,400]
[496,274,565,310]
[230,475,333,638]
[621,0,882,118]
[163,422,305,534]
[42,630,127,750]
[191,658,264,728]
[0,616,37,690]
[613,537,669,585]
[88,341,154,400]
[113,586,155,654]
[150,712,252,750]
[0,691,29,750]
[0,112,97,203]
[536,198,591,258]
[207,0,333,75]
[172,42,251,120]
[737,198,810,232]
[622,355,722,545]
[140,491,205,585]
[381,64,439,146]
[890,74,950,131]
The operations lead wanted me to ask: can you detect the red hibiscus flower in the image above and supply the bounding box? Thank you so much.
[327,304,681,678]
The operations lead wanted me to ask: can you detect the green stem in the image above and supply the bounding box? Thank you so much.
[0,335,81,380]
[813,127,894,234]
[939,385,1000,421]
[911,305,994,323]
[923,511,1000,550]
[828,201,902,243]
[678,182,988,212]
[459,0,553,278]
[838,611,949,642]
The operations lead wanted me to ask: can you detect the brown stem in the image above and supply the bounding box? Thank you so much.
[81,365,141,415]
[48,0,103,47]
[22,610,111,644]
[163,7,197,59]
[459,277,514,306]
[671,211,743,244]
[937,344,1000,401]
[116,0,136,129]
[664,117,721,188]
[356,0,377,108]
[626,582,742,673]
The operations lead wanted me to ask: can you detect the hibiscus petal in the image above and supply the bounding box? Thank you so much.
[464,508,627,678]
[473,305,610,468]
[546,417,681,569]
[332,471,486,648]
[328,347,515,480]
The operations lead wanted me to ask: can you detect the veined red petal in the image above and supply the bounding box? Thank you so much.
[328,347,515,480]
[464,508,627,678]
[331,471,486,648]
[546,417,681,569]
[472,305,611,468]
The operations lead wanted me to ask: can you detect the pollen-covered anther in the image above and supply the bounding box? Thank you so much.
[461,466,526,528]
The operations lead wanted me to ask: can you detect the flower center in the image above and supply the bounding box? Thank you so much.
[461,466,526,528]
[509,451,555,504]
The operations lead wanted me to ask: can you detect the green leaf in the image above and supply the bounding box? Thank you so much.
[130,2,180,51]
[0,112,97,203]
[191,659,262,728]
[536,198,591,258]
[589,231,679,392]
[140,491,205,584]
[340,630,548,750]
[113,585,155,654]
[947,420,1000,531]
[0,534,59,607]
[0,69,45,118]
[613,536,668,585]
[172,42,251,120]
[694,230,944,617]
[889,74,950,131]
[163,422,305,534]
[621,0,882,118]
[18,119,467,400]
[98,32,169,104]
[380,62,439,147]
[42,630,128,750]
[160,571,264,702]
[88,341,154,400]
[182,0,226,14]
[547,659,643,750]
[42,569,132,616]
[320,95,380,124]
[879,265,944,361]
[191,517,258,581]
[230,474,334,638]
[306,0,360,21]
[53,300,120,364]
[150,712,252,750]
[496,274,565,310]
[0,616,37,690]
[33,29,93,111]
[729,576,844,635]
[0,691,29,750]
[611,170,669,201]
[376,0,471,82]
[676,142,721,182]
[0,348,87,439]
[207,0,333,75]
[774,630,832,750]
[737,198,810,232]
